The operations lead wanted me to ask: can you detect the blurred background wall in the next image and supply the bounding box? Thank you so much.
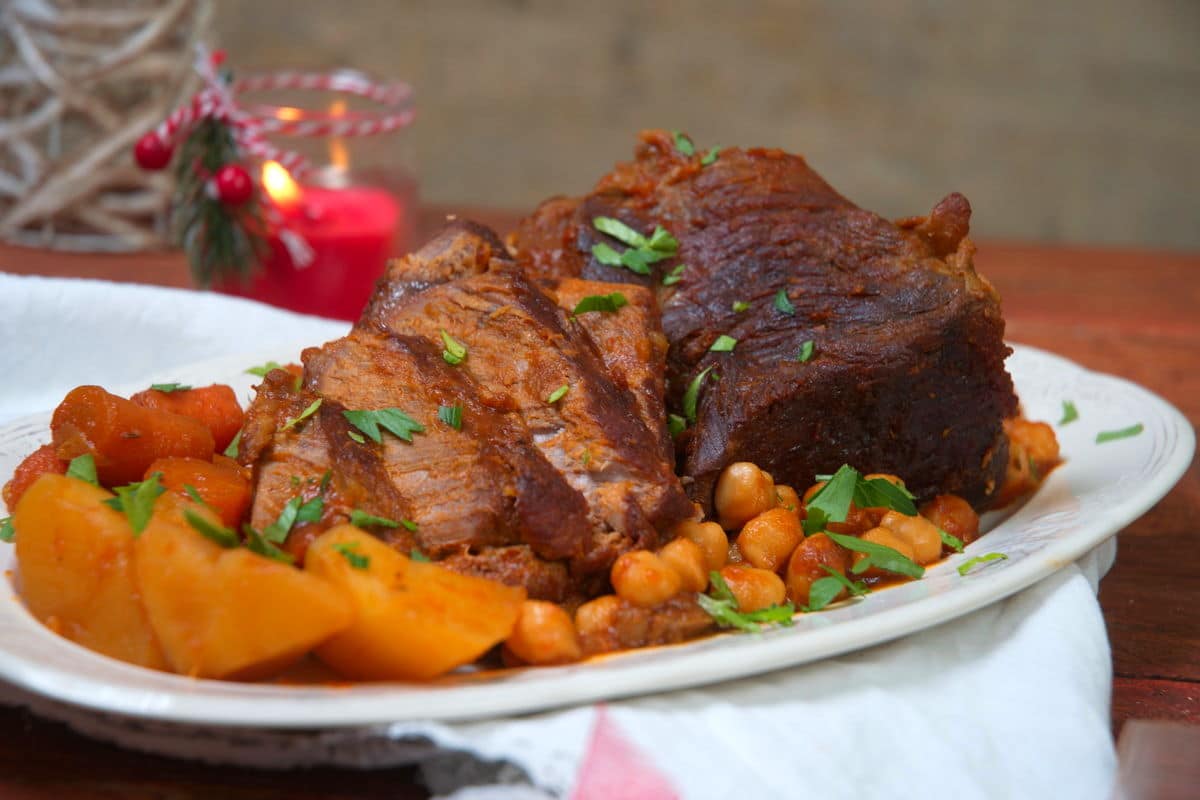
[216,0,1200,250]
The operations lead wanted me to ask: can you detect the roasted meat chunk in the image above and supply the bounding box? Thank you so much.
[510,130,1019,510]
[240,223,691,600]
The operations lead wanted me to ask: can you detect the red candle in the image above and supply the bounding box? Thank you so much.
[216,163,403,320]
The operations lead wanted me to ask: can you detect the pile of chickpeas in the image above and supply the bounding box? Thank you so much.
[502,461,982,668]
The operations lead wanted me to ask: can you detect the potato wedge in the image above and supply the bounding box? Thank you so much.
[134,500,351,680]
[13,474,168,670]
[306,526,525,680]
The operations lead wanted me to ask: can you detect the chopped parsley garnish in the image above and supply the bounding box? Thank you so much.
[774,289,795,316]
[103,473,165,536]
[1059,400,1079,426]
[662,264,686,286]
[803,465,918,531]
[698,571,796,632]
[547,384,570,404]
[263,493,325,544]
[853,475,918,516]
[668,413,687,437]
[243,525,294,563]
[246,361,283,377]
[710,335,737,353]
[796,340,815,363]
[183,483,214,512]
[347,430,366,443]
[0,517,13,543]
[281,398,322,431]
[682,365,714,423]
[437,404,463,430]
[732,300,750,313]
[701,146,721,166]
[440,330,467,365]
[66,454,97,486]
[223,429,242,458]
[803,566,869,612]
[572,292,629,316]
[349,509,410,530]
[938,528,965,553]
[343,408,425,444]
[150,382,191,393]
[333,542,370,570]
[409,548,431,563]
[1096,423,1143,444]
[957,552,1008,576]
[825,531,926,579]
[183,508,238,548]
[672,130,695,156]
[593,216,650,248]
[591,217,678,277]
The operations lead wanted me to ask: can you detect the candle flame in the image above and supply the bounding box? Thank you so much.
[329,99,349,171]
[261,160,301,205]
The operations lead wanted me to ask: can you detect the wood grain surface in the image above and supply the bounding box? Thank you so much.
[1,210,1196,798]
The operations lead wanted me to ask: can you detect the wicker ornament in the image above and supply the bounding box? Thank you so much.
[0,0,212,252]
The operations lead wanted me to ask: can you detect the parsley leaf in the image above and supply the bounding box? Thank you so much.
[805,465,859,523]
[732,300,750,313]
[825,531,926,579]
[281,398,322,431]
[662,264,686,286]
[668,413,687,437]
[183,508,239,548]
[672,130,695,156]
[0,517,13,543]
[223,429,242,458]
[440,330,467,365]
[103,473,165,536]
[683,365,714,423]
[938,527,965,553]
[853,476,917,516]
[646,226,678,253]
[701,146,721,166]
[66,454,98,486]
[801,506,828,537]
[803,566,869,612]
[774,289,795,316]
[593,216,647,248]
[591,218,678,277]
[150,382,191,393]
[572,292,629,316]
[710,335,737,353]
[263,493,325,544]
[243,525,294,563]
[350,509,403,529]
[958,552,1008,576]
[1096,423,1143,444]
[409,548,431,563]
[698,571,796,632]
[343,408,425,444]
[333,542,370,570]
[547,384,570,404]
[246,361,283,377]
[347,430,366,444]
[797,340,815,363]
[591,242,624,267]
[437,404,463,430]
[1059,400,1079,426]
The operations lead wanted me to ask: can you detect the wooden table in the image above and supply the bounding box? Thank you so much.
[1,208,1196,798]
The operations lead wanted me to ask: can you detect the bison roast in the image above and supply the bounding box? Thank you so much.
[239,223,693,602]
[511,129,1019,510]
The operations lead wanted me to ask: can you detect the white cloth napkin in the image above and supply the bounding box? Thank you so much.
[0,273,1118,799]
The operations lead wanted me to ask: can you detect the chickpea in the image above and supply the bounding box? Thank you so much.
[826,505,874,536]
[659,537,709,592]
[611,550,682,607]
[726,541,746,564]
[920,494,981,545]
[1007,419,1060,465]
[718,565,787,612]
[672,519,728,572]
[714,462,776,530]
[785,532,851,606]
[878,510,942,565]
[853,526,917,579]
[774,485,803,517]
[505,601,582,665]
[575,594,621,639]
[738,508,803,572]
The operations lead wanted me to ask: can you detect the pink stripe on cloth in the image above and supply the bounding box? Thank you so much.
[571,706,678,800]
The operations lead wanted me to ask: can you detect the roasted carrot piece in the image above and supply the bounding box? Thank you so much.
[51,386,215,487]
[130,384,244,453]
[2,444,67,510]
[145,457,252,528]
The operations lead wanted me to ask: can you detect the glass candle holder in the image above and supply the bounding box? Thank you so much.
[213,71,416,321]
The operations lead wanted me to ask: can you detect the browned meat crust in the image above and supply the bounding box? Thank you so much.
[510,130,1018,510]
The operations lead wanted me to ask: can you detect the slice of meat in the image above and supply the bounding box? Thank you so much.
[510,129,1018,510]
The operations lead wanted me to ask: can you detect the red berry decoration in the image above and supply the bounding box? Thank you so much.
[214,164,253,206]
[133,133,172,170]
